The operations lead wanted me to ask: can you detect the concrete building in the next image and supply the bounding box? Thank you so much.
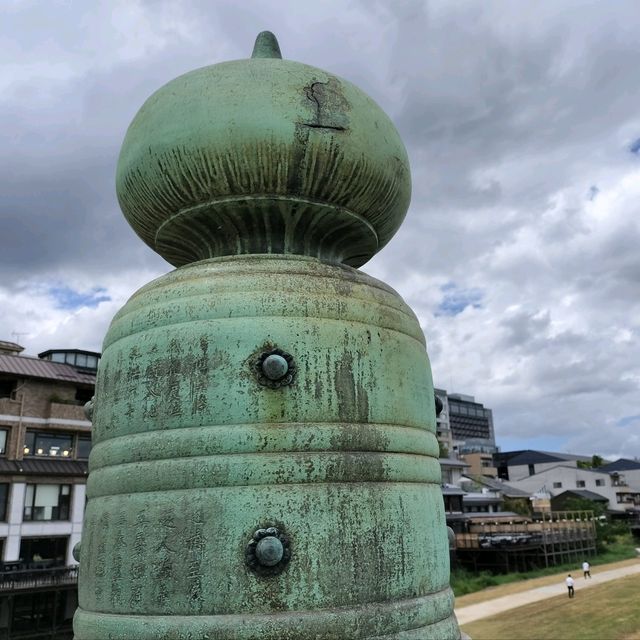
[599,459,640,490]
[447,393,496,453]
[459,451,497,478]
[440,456,469,486]
[506,465,640,514]
[434,388,496,456]
[494,450,590,482]
[0,341,97,639]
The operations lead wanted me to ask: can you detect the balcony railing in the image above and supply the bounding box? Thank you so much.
[0,566,78,592]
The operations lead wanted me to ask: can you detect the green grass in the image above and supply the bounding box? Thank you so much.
[451,534,637,597]
[461,573,640,640]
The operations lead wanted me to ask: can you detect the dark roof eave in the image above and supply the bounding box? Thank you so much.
[0,459,88,477]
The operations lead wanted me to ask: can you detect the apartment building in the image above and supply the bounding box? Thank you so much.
[0,340,96,639]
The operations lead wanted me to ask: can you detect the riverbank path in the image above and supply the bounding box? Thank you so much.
[455,558,640,625]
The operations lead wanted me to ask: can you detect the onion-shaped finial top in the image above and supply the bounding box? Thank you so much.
[116,32,411,268]
[251,31,282,59]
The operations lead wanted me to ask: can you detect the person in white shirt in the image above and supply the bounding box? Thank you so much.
[582,560,591,579]
[566,574,575,598]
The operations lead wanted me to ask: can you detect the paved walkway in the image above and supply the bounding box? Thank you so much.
[455,562,640,625]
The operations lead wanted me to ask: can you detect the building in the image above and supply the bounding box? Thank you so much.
[494,449,591,482]
[434,389,497,455]
[459,451,497,477]
[440,456,469,534]
[434,388,453,455]
[0,341,97,639]
[440,456,469,486]
[442,471,597,571]
[599,459,640,490]
[447,393,496,453]
[506,465,640,515]
[460,475,532,516]
[550,489,609,511]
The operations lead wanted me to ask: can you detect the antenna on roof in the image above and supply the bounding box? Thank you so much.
[11,332,28,345]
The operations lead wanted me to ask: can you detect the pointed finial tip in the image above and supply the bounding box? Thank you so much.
[252,31,282,59]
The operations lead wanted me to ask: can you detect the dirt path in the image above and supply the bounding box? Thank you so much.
[455,559,640,625]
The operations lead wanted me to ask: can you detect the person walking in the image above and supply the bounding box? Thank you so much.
[566,574,575,598]
[582,560,591,579]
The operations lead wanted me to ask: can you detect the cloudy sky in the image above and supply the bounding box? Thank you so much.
[2,0,639,458]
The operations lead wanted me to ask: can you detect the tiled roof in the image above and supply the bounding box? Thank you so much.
[0,458,88,477]
[441,485,466,495]
[0,354,95,385]
[474,476,532,497]
[505,451,565,466]
[440,457,470,467]
[496,449,591,466]
[599,458,640,472]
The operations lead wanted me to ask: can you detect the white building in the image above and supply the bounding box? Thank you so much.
[507,465,640,513]
[494,450,591,482]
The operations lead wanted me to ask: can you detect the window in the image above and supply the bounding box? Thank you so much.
[75,387,93,404]
[76,436,91,459]
[444,496,462,512]
[528,464,535,476]
[50,352,66,363]
[611,474,626,487]
[0,378,17,399]
[24,484,71,521]
[497,466,509,480]
[24,431,73,458]
[595,479,605,487]
[576,480,585,488]
[0,484,8,521]
[0,430,7,455]
[19,537,67,568]
[553,482,562,488]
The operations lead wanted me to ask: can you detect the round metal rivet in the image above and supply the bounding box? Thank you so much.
[262,354,289,380]
[255,536,284,566]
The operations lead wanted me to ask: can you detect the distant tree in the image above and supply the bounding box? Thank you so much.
[577,454,604,469]
[502,496,532,517]
[563,496,606,518]
[438,441,449,458]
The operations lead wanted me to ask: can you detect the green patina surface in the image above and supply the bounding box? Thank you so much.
[75,32,460,639]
